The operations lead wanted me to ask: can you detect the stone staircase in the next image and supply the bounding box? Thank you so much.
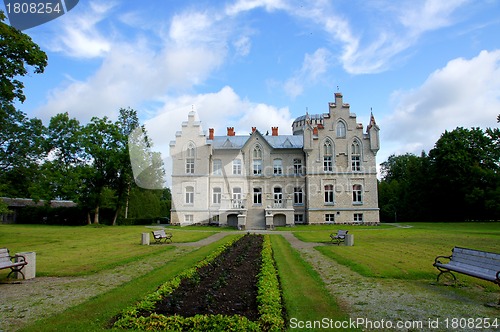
[245,208,266,230]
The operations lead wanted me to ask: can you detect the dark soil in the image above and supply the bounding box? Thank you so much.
[151,234,263,320]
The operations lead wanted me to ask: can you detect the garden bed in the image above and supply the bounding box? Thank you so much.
[113,234,284,331]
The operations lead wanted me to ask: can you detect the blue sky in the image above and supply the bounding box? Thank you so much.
[3,0,500,172]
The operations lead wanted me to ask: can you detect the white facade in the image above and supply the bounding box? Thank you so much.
[170,92,380,228]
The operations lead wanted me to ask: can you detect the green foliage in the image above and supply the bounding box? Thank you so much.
[379,127,500,222]
[114,235,285,331]
[0,11,48,108]
[257,235,285,331]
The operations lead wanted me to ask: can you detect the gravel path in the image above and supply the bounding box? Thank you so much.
[1,231,498,332]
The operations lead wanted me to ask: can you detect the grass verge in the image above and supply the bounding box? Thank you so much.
[18,234,240,332]
[270,235,358,332]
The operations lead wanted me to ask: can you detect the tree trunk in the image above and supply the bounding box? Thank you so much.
[112,207,120,226]
[93,205,99,224]
[87,212,91,225]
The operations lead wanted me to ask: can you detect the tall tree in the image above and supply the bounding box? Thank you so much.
[1,10,48,204]
[0,11,47,111]
[82,116,122,224]
[428,127,499,221]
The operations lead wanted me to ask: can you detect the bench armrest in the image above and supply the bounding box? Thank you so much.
[11,254,26,264]
[433,255,451,265]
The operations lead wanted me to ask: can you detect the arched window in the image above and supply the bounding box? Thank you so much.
[351,140,361,172]
[253,145,262,159]
[323,139,333,172]
[336,121,346,138]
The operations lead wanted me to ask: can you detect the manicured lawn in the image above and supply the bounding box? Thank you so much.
[293,222,500,285]
[0,224,218,277]
[1,222,499,331]
[19,235,240,332]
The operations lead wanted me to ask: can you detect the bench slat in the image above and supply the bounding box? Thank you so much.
[434,246,500,286]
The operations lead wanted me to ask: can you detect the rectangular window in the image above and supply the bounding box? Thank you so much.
[211,215,219,223]
[185,186,194,204]
[273,159,282,175]
[273,187,283,208]
[186,158,194,174]
[324,185,334,204]
[213,159,222,175]
[232,187,242,208]
[325,214,335,223]
[351,156,361,172]
[294,187,303,205]
[293,159,303,175]
[213,187,221,204]
[233,159,242,175]
[294,214,304,224]
[253,188,262,205]
[352,185,362,204]
[354,213,363,223]
[253,160,262,175]
[184,214,194,223]
[323,156,332,172]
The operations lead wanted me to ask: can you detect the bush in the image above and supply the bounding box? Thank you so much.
[114,235,285,331]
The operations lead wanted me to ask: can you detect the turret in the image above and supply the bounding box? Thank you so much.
[367,112,380,155]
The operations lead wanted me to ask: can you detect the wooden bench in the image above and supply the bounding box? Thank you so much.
[151,229,173,244]
[0,248,28,279]
[330,230,348,245]
[434,247,500,303]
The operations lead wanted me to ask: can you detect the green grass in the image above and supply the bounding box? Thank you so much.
[2,222,499,331]
[0,224,217,277]
[271,235,358,332]
[294,222,500,283]
[19,234,240,332]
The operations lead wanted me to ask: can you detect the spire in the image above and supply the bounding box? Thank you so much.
[367,108,377,131]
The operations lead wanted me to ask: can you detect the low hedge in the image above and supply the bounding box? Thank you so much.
[113,234,284,331]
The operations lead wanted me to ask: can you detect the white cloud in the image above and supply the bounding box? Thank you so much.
[46,0,116,58]
[35,7,228,122]
[143,86,294,186]
[225,0,289,16]
[284,48,330,98]
[145,86,293,153]
[382,49,500,157]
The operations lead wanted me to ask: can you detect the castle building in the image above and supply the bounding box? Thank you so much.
[169,92,380,228]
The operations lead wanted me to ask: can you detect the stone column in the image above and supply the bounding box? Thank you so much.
[15,251,36,280]
[345,234,354,246]
[141,233,150,245]
[237,214,246,230]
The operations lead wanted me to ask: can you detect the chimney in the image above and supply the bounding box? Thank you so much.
[252,127,256,133]
[313,127,318,136]
[209,128,214,140]
[272,127,278,136]
[227,127,235,136]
